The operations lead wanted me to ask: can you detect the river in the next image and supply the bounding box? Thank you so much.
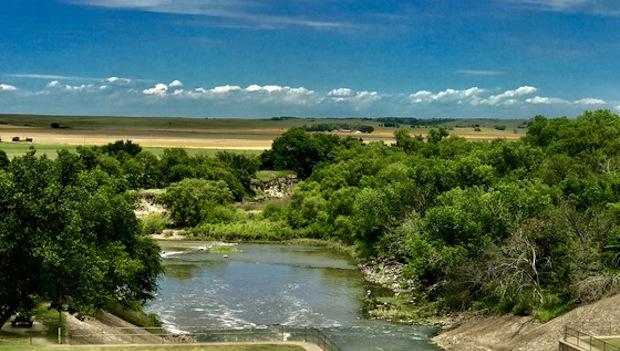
[146,242,442,351]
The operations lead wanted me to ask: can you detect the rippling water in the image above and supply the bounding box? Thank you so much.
[146,242,442,351]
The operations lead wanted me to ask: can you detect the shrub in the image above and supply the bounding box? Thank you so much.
[141,213,169,235]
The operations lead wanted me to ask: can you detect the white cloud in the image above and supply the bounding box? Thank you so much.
[501,0,620,16]
[46,80,63,89]
[350,91,381,109]
[142,80,184,96]
[69,0,357,30]
[4,79,612,117]
[0,84,18,92]
[209,85,242,94]
[482,86,538,106]
[410,87,485,105]
[45,80,98,92]
[169,80,183,89]
[4,73,97,81]
[526,96,571,104]
[143,83,169,96]
[328,88,353,97]
[246,84,283,93]
[105,76,132,85]
[574,97,606,105]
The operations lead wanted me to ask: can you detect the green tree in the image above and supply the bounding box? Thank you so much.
[158,179,234,227]
[0,150,10,170]
[0,151,161,326]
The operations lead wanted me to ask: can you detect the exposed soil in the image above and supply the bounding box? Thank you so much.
[433,293,620,351]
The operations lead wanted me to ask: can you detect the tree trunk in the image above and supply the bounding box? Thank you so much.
[0,306,15,328]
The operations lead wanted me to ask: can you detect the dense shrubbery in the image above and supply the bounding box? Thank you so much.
[258,110,620,317]
[67,145,259,200]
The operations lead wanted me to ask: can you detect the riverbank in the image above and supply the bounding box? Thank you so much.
[357,257,620,351]
[433,292,620,350]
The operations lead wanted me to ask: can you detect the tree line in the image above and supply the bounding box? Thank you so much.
[258,110,620,318]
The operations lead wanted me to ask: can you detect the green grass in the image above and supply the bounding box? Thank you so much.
[0,142,261,159]
[0,345,305,351]
[0,143,77,158]
[103,303,162,333]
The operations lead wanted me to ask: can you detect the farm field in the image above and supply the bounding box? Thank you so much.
[0,142,262,159]
[0,114,527,157]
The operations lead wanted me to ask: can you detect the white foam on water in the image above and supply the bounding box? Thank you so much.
[160,251,184,258]
[160,318,189,335]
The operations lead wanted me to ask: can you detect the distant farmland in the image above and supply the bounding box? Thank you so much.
[0,114,528,158]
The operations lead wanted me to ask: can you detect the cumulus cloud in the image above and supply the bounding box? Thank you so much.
[143,83,169,96]
[482,86,538,106]
[104,76,132,85]
[1,78,613,117]
[410,87,485,105]
[46,81,63,89]
[45,80,99,92]
[526,96,571,104]
[0,84,18,92]
[328,88,353,97]
[143,80,184,96]
[169,80,183,89]
[246,84,284,93]
[209,85,242,94]
[327,88,381,109]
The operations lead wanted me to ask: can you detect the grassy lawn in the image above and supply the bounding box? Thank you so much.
[0,142,261,159]
[0,344,304,351]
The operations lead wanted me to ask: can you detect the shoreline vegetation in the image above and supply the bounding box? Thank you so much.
[4,111,620,350]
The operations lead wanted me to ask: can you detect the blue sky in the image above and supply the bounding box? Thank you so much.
[0,0,618,118]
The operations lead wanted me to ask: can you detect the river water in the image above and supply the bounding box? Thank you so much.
[146,242,442,351]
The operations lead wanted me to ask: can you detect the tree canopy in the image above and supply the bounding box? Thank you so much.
[266,110,620,317]
[0,150,162,327]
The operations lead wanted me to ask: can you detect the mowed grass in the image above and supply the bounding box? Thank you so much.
[0,142,261,159]
[0,345,305,351]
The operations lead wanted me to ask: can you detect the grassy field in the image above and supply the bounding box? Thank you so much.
[0,344,305,351]
[0,142,262,159]
[0,114,528,158]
